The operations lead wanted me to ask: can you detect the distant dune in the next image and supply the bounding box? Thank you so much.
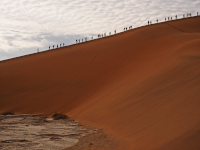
[0,16,200,150]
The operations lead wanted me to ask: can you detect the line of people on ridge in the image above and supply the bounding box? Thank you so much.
[76,30,117,44]
[148,12,198,25]
[45,12,199,51]
[48,43,65,50]
[75,24,133,44]
[124,26,132,31]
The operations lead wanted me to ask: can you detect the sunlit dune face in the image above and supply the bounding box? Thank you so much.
[0,11,200,150]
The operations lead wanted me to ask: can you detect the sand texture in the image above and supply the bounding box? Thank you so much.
[0,16,200,150]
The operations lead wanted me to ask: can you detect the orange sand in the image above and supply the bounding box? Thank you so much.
[0,16,200,150]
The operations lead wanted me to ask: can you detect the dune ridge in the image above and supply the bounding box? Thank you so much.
[1,16,200,150]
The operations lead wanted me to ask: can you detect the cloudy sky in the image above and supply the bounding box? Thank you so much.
[0,0,199,61]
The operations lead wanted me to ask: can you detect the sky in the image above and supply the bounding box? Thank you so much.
[0,0,199,61]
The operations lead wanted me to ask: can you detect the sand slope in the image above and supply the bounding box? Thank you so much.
[0,17,200,150]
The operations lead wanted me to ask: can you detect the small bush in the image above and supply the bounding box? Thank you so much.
[2,112,15,115]
[52,112,68,120]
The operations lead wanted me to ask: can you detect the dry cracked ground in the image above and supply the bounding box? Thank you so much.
[0,114,97,150]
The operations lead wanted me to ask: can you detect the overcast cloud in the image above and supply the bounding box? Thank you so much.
[0,0,199,61]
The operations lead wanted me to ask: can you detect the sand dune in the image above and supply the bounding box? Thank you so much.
[0,16,200,150]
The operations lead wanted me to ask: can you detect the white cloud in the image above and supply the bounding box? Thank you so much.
[0,0,199,60]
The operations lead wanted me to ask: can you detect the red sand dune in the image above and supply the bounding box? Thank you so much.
[1,17,200,150]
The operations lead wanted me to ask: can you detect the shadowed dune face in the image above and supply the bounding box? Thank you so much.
[0,17,200,150]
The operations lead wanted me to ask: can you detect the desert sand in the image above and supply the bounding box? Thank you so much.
[0,16,200,150]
